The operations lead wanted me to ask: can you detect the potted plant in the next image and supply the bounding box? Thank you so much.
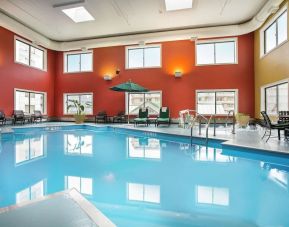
[67,100,91,124]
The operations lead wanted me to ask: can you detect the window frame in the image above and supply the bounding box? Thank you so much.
[196,89,238,116]
[14,36,47,71]
[14,88,47,114]
[63,92,93,115]
[63,50,93,73]
[195,38,238,66]
[125,44,162,69]
[261,79,289,115]
[125,91,162,115]
[260,4,288,57]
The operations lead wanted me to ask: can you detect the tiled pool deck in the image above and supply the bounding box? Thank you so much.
[1,122,288,154]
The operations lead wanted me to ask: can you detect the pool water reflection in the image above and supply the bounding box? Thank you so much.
[0,128,289,227]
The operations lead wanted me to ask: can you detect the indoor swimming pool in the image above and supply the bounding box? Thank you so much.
[0,125,289,227]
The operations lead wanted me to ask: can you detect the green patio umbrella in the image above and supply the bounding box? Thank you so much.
[110,80,149,124]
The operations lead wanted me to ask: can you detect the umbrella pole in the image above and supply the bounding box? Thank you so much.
[127,92,130,124]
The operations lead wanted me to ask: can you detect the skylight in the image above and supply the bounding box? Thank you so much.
[62,6,95,23]
[165,0,193,11]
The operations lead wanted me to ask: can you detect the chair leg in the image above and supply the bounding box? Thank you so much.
[262,128,267,139]
[266,129,271,142]
[278,129,281,140]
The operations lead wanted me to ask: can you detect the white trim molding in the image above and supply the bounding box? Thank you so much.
[195,37,238,66]
[14,36,47,71]
[63,50,94,73]
[259,3,288,58]
[0,0,284,51]
[125,44,162,69]
[260,78,289,113]
[195,89,239,116]
[14,88,47,115]
[63,92,94,115]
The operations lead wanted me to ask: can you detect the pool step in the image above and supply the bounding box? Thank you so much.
[0,189,116,227]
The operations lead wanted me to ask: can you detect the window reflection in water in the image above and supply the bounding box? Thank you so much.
[65,176,93,195]
[268,168,288,188]
[127,137,161,160]
[16,180,45,204]
[127,183,160,204]
[194,146,236,163]
[64,134,93,155]
[15,135,46,165]
[196,185,229,206]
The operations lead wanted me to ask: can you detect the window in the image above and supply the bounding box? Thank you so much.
[196,90,238,115]
[265,82,288,115]
[196,39,237,65]
[15,37,46,70]
[64,51,93,73]
[127,183,160,204]
[63,93,93,115]
[196,185,229,206]
[16,180,45,204]
[15,89,46,114]
[64,134,93,155]
[126,92,162,115]
[65,176,93,195]
[263,9,288,55]
[126,45,161,69]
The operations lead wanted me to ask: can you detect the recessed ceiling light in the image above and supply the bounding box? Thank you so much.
[165,0,193,11]
[62,6,95,23]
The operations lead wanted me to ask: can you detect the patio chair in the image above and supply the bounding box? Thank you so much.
[0,110,6,125]
[156,107,170,127]
[278,111,289,124]
[12,110,31,124]
[95,111,107,123]
[113,111,126,123]
[32,110,46,123]
[134,108,148,127]
[260,111,289,142]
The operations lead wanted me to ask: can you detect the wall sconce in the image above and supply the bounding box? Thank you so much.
[104,75,112,81]
[174,71,182,78]
[116,69,120,75]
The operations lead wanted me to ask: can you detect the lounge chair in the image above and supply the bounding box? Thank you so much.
[95,111,107,123]
[32,110,46,123]
[12,110,31,124]
[0,110,6,125]
[113,111,126,123]
[261,111,289,142]
[278,111,289,124]
[156,107,170,127]
[134,108,148,127]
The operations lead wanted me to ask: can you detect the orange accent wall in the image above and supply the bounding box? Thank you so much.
[0,26,56,116]
[55,34,255,118]
[0,25,254,118]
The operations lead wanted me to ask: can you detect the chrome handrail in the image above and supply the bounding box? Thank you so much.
[225,110,236,134]
[182,110,213,145]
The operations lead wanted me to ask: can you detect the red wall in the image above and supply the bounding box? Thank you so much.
[0,25,254,118]
[55,34,255,118]
[0,27,56,116]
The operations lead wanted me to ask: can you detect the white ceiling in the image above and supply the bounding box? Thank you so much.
[0,0,268,42]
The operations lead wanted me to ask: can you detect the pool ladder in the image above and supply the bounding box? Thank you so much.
[185,110,213,145]
[225,110,236,134]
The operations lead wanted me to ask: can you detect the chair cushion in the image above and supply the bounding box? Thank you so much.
[134,118,147,122]
[157,118,170,122]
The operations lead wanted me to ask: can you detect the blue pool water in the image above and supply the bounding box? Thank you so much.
[0,125,289,227]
